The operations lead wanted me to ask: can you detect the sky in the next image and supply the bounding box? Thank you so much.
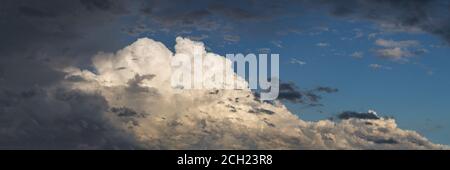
[0,0,449,149]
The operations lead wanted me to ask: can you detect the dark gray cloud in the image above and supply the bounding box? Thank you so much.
[137,0,219,32]
[2,0,449,61]
[0,3,133,149]
[18,6,57,18]
[278,82,338,106]
[370,138,399,144]
[206,0,293,21]
[314,86,339,93]
[278,83,303,103]
[79,0,125,12]
[137,0,450,44]
[112,107,142,117]
[336,111,381,120]
[310,0,450,43]
[0,60,142,149]
[134,0,303,39]
[0,87,140,149]
[138,0,450,44]
[0,0,130,65]
[126,74,159,95]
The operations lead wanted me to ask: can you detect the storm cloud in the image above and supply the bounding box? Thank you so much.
[58,37,445,149]
[1,0,449,60]
[0,0,448,149]
[310,0,450,43]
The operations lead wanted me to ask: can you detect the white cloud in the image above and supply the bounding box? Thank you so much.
[257,48,271,53]
[61,37,445,149]
[350,51,364,59]
[353,29,364,38]
[271,40,283,48]
[374,39,426,62]
[369,64,392,70]
[223,34,240,43]
[368,33,379,39]
[375,47,414,61]
[308,26,331,36]
[290,58,306,65]
[375,39,420,48]
[378,22,424,34]
[316,42,329,47]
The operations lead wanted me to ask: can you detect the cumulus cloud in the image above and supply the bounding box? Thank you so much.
[0,1,448,149]
[57,37,445,149]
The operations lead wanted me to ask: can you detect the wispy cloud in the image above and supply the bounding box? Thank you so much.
[257,48,271,53]
[369,64,392,70]
[374,39,427,62]
[350,51,364,59]
[316,42,329,47]
[375,39,420,48]
[271,40,283,48]
[223,34,240,43]
[290,58,306,65]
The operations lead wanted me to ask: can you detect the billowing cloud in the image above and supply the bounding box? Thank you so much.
[0,1,448,149]
[56,37,445,149]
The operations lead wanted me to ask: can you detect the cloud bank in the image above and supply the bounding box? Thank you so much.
[54,37,445,149]
[311,0,450,44]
